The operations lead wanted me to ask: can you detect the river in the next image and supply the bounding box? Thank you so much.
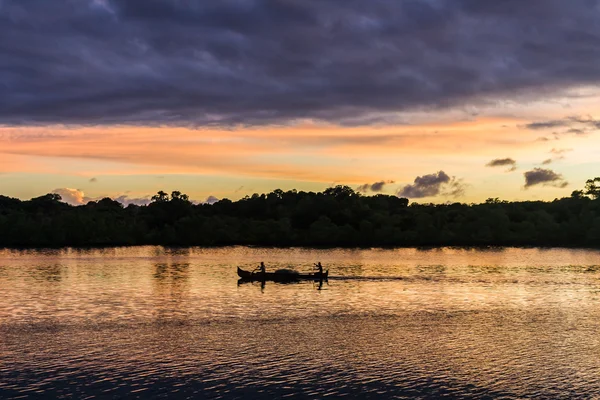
[1,246,599,398]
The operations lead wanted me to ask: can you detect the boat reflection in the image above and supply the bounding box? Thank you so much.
[237,278,327,291]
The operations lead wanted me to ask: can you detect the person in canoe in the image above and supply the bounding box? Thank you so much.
[314,262,323,275]
[254,261,266,274]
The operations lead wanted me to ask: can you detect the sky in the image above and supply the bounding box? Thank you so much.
[1,0,600,205]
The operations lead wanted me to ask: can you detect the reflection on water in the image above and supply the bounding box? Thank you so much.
[1,246,600,398]
[238,277,327,293]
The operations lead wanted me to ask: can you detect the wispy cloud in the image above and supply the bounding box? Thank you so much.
[524,116,600,137]
[0,120,534,184]
[486,158,517,172]
[550,148,573,156]
[357,180,395,193]
[443,178,467,198]
[524,120,571,130]
[541,148,573,165]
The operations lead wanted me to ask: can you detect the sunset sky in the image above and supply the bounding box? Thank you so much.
[1,0,599,205]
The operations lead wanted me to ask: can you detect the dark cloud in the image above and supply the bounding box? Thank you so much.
[397,171,465,199]
[570,116,600,129]
[524,121,571,130]
[486,158,517,171]
[3,0,600,126]
[523,168,568,188]
[89,177,97,183]
[542,158,553,165]
[399,171,451,198]
[357,180,395,193]
[524,116,600,136]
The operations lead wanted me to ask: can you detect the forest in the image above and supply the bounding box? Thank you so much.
[0,178,599,248]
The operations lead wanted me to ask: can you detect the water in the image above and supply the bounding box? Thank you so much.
[1,246,600,399]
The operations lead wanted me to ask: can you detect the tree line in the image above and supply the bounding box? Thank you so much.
[0,178,599,248]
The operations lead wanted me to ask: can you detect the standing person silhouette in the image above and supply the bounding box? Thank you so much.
[315,262,323,275]
[252,261,267,277]
[252,262,267,282]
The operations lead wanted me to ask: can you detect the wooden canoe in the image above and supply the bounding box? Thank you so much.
[237,267,328,282]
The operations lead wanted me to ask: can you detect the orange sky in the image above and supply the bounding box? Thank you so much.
[2,92,600,204]
[2,104,599,205]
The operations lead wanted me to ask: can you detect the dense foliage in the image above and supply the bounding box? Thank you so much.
[1,180,599,248]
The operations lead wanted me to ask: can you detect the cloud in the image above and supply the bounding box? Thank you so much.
[397,171,465,199]
[524,120,571,130]
[52,188,95,205]
[486,157,517,171]
[3,1,600,126]
[443,178,467,198]
[357,180,395,193]
[203,195,219,205]
[541,147,573,165]
[52,188,152,206]
[550,148,573,155]
[89,177,97,183]
[523,168,568,188]
[524,116,600,136]
[398,171,450,198]
[113,195,151,206]
[571,116,600,129]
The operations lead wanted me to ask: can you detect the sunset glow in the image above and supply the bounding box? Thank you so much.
[1,1,600,204]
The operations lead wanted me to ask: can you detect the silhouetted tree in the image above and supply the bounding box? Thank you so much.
[323,185,358,198]
[571,190,585,199]
[151,191,169,203]
[585,178,600,199]
[171,191,190,202]
[0,178,598,248]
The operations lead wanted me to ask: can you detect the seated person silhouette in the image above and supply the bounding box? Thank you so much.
[254,261,266,274]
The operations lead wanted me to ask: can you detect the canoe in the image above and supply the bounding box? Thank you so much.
[237,267,328,282]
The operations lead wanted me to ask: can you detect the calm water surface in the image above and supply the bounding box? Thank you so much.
[1,246,600,399]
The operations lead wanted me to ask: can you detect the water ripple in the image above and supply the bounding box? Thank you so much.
[2,246,600,398]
